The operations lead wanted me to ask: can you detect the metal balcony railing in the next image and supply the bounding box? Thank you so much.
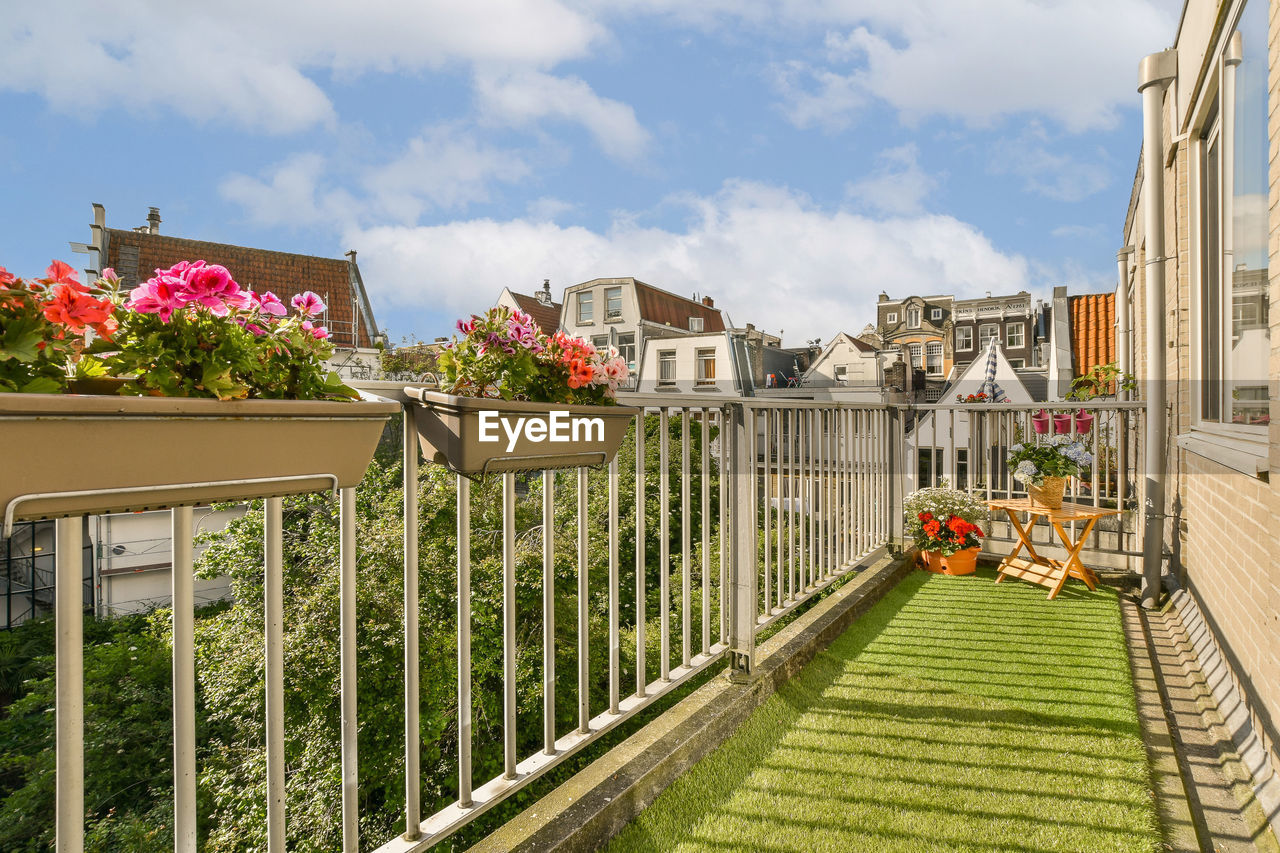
[17,393,1149,852]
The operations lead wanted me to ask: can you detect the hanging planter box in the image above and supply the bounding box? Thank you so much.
[1,393,399,528]
[406,388,639,476]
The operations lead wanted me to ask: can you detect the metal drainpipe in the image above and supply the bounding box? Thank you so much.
[1116,247,1134,401]
[1138,49,1176,609]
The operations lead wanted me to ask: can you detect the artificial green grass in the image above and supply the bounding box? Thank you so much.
[607,567,1161,853]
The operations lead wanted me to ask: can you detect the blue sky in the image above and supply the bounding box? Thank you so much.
[1,0,1182,346]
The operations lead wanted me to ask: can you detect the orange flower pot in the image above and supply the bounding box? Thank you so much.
[922,547,979,575]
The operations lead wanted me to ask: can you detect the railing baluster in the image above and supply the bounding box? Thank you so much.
[402,412,421,840]
[171,506,197,853]
[634,415,647,699]
[762,409,772,617]
[701,409,711,653]
[543,470,556,754]
[719,408,728,644]
[788,409,796,602]
[264,498,286,852]
[609,456,620,715]
[502,472,517,777]
[577,467,590,733]
[775,410,783,610]
[659,409,670,681]
[55,516,83,853]
[457,476,473,807]
[340,487,359,853]
[681,410,691,667]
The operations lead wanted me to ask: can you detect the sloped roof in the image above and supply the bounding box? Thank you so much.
[1067,293,1115,378]
[508,291,562,334]
[633,280,725,332]
[103,229,376,349]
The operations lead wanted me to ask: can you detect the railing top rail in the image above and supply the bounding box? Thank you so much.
[901,400,1147,412]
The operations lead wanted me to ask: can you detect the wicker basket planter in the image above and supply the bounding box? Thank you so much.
[406,388,639,476]
[1027,476,1067,509]
[1,393,399,527]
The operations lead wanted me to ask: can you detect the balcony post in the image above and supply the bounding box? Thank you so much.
[55,516,84,853]
[887,407,906,549]
[726,402,757,680]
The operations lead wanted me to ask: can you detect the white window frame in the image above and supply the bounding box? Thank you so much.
[658,350,676,384]
[695,348,716,385]
[925,342,943,375]
[577,291,593,324]
[591,334,609,350]
[604,286,623,320]
[955,326,973,351]
[930,307,943,321]
[907,308,921,329]
[1189,0,1271,443]
[689,316,704,332]
[617,332,636,369]
[886,312,898,324]
[978,324,999,347]
[908,343,923,369]
[1005,322,1024,348]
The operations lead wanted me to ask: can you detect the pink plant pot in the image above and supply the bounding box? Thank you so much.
[1073,411,1094,434]
[1031,410,1051,434]
[1052,414,1073,434]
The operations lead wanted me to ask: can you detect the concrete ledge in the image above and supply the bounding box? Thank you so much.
[470,549,914,853]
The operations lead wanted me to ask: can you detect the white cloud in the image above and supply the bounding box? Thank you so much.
[222,126,531,228]
[363,126,532,222]
[221,154,357,230]
[526,197,579,221]
[845,143,937,215]
[1051,224,1106,240]
[989,124,1110,201]
[475,69,651,161]
[763,0,1176,132]
[0,0,601,133]
[346,180,1028,342]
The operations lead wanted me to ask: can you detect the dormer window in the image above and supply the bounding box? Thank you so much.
[886,312,898,324]
[689,317,704,332]
[931,308,942,321]
[907,308,921,329]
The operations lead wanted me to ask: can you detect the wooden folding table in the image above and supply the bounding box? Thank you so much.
[987,498,1123,600]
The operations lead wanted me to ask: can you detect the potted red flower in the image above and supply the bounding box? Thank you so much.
[408,307,638,476]
[903,486,986,576]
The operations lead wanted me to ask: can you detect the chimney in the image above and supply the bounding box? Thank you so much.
[147,207,161,234]
[701,296,714,308]
[346,249,357,263]
[537,278,553,306]
[878,292,889,302]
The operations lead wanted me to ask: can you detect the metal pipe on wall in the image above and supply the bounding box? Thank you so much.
[1137,48,1176,609]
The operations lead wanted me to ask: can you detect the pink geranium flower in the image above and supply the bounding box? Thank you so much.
[178,263,250,316]
[301,320,329,340]
[250,290,287,317]
[291,291,325,317]
[125,276,183,323]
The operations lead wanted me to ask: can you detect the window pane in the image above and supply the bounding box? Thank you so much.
[578,291,593,323]
[618,332,636,368]
[605,287,622,318]
[1202,129,1222,420]
[956,327,972,350]
[925,342,943,375]
[908,343,922,368]
[1006,323,1024,348]
[1228,0,1270,425]
[659,351,675,382]
[696,348,715,383]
